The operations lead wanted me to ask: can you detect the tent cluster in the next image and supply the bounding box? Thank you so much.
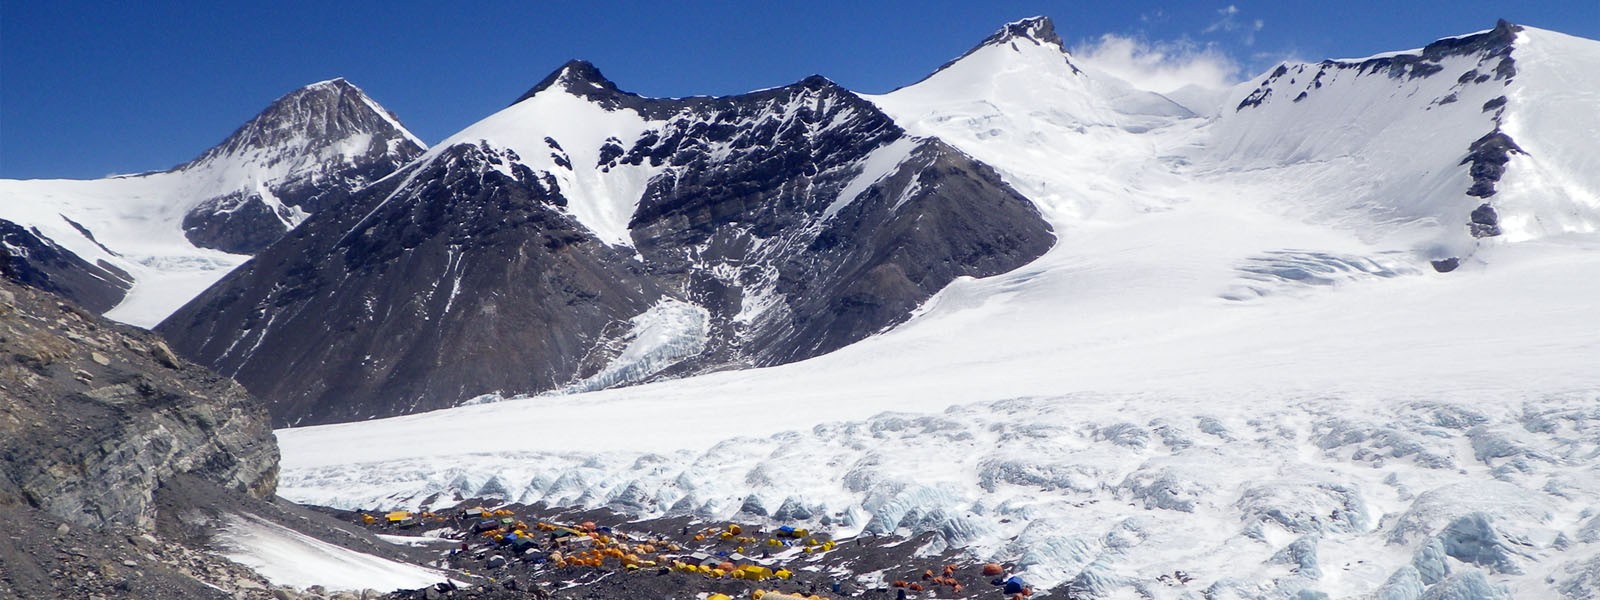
[890,564,971,595]
[691,523,836,555]
[348,506,945,599]
[749,590,830,600]
[667,555,796,581]
[358,509,447,529]
[702,591,830,600]
[526,521,680,569]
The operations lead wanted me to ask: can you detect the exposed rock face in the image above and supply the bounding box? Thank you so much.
[0,218,133,313]
[0,276,278,531]
[159,142,664,426]
[178,78,427,254]
[620,76,1053,368]
[1460,129,1523,238]
[159,63,1053,426]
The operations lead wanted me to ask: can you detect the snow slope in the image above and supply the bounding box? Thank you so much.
[1491,28,1600,241]
[276,20,1600,598]
[219,514,452,592]
[0,173,251,326]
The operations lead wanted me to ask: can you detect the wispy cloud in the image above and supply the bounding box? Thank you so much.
[1072,34,1243,93]
[1203,4,1266,45]
[1203,5,1241,33]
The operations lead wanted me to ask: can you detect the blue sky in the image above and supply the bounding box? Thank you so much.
[3,1,1596,179]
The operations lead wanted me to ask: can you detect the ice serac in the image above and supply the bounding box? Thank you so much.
[178,78,429,254]
[0,78,425,326]
[158,60,1053,425]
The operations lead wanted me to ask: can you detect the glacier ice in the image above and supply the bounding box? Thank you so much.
[280,392,1600,597]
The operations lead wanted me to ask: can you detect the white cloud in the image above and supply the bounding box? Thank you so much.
[1071,34,1243,94]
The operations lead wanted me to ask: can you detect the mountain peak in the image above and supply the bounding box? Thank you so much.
[796,74,841,91]
[182,77,422,170]
[514,59,631,105]
[897,16,1079,92]
[980,16,1064,50]
[303,76,356,93]
[1414,18,1521,61]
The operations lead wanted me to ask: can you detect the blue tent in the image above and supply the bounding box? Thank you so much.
[1003,577,1028,595]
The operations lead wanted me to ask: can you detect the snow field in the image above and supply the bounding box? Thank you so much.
[218,513,452,592]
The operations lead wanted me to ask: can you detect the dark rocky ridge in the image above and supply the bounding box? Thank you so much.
[159,142,665,426]
[178,78,427,254]
[0,218,133,313]
[159,60,1054,426]
[1237,20,1522,113]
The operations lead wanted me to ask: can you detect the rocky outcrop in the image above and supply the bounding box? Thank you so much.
[0,277,278,531]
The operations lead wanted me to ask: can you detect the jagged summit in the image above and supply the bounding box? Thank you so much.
[980,16,1066,50]
[794,74,841,90]
[513,59,639,106]
[182,77,422,171]
[1315,18,1521,74]
[1423,18,1521,58]
[512,59,857,117]
[901,15,1080,91]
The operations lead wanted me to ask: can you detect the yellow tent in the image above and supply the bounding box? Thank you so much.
[385,511,410,522]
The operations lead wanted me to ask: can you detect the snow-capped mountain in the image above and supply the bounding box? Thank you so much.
[266,17,1600,599]
[0,78,424,325]
[156,58,1053,426]
[177,77,428,254]
[1205,20,1600,270]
